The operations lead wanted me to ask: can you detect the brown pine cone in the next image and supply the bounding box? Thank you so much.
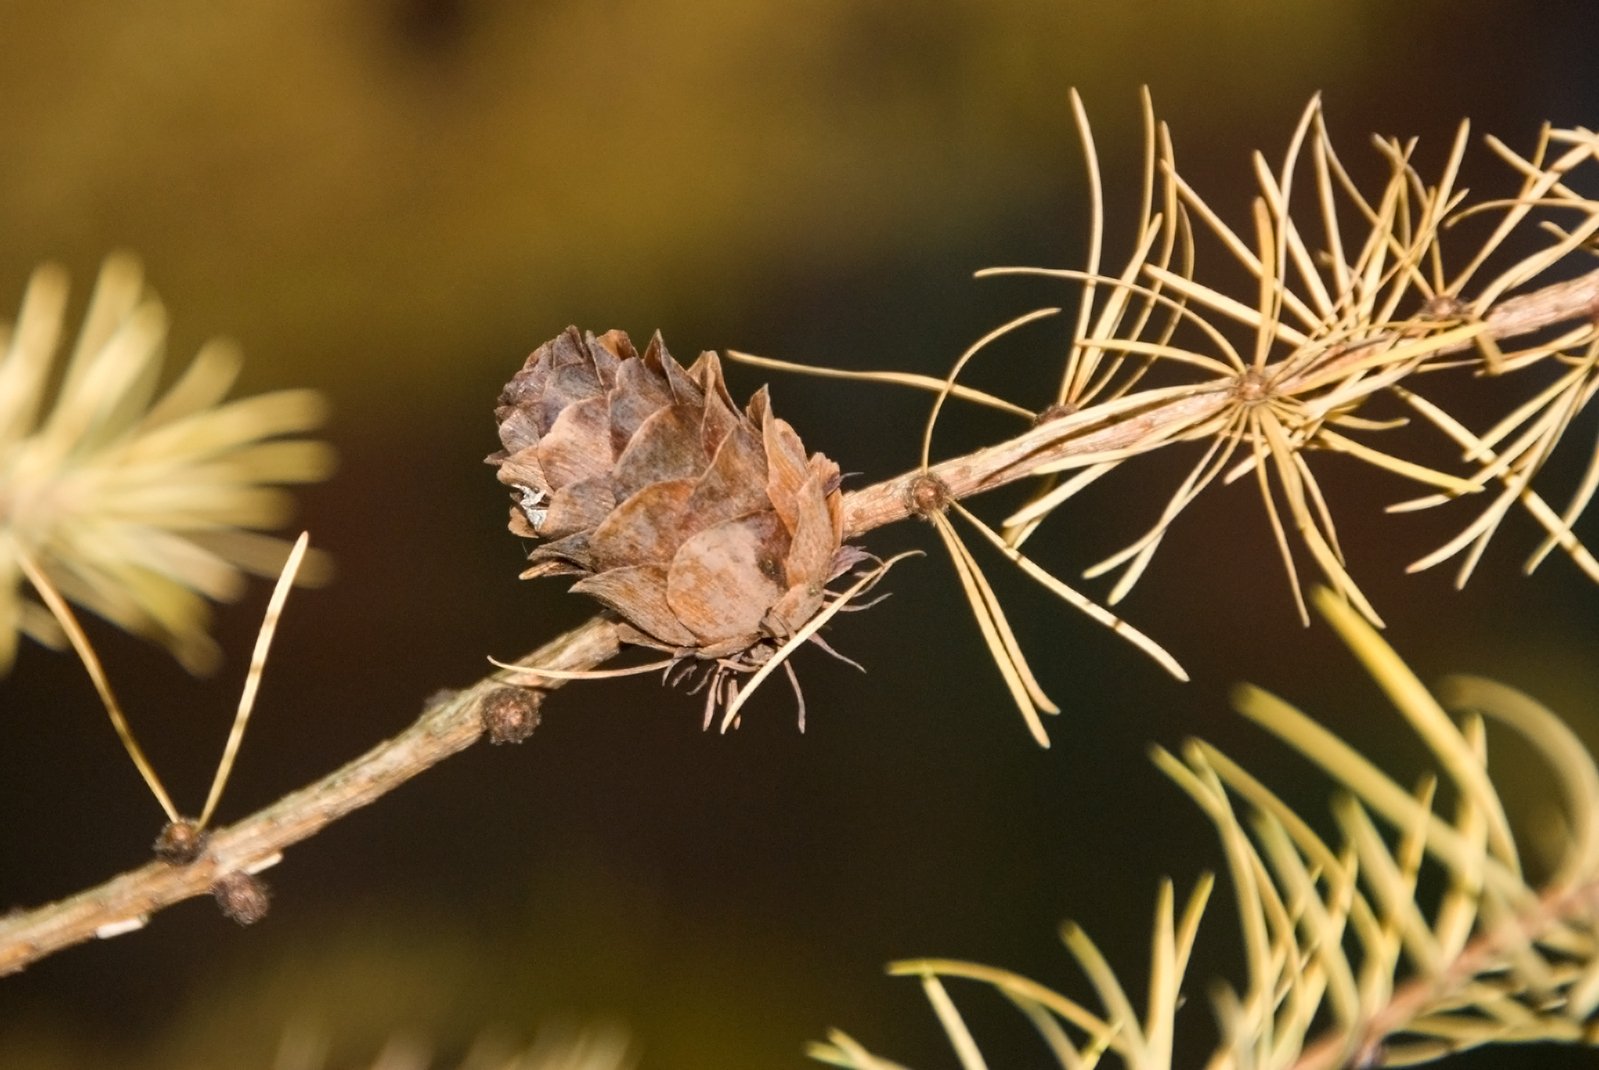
[489,327,864,687]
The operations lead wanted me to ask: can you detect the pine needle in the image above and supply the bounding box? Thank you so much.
[950,501,1186,681]
[14,546,179,822]
[920,307,1062,470]
[1314,590,1518,872]
[723,350,1034,418]
[198,530,311,828]
[717,550,920,733]
[920,975,990,1070]
[926,510,1054,746]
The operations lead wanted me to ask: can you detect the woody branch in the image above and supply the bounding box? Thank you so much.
[1,262,1597,976]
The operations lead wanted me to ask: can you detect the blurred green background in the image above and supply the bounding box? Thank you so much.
[2,2,1598,1067]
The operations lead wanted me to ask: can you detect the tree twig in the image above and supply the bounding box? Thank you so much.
[0,616,620,975]
[3,263,1597,977]
[1290,861,1599,1069]
[841,264,1599,537]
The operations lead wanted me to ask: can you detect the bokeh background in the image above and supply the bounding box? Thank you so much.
[2,2,1598,1067]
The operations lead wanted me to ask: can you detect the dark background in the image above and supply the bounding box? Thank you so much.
[2,2,1598,1067]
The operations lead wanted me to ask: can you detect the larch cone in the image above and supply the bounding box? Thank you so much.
[488,327,867,725]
